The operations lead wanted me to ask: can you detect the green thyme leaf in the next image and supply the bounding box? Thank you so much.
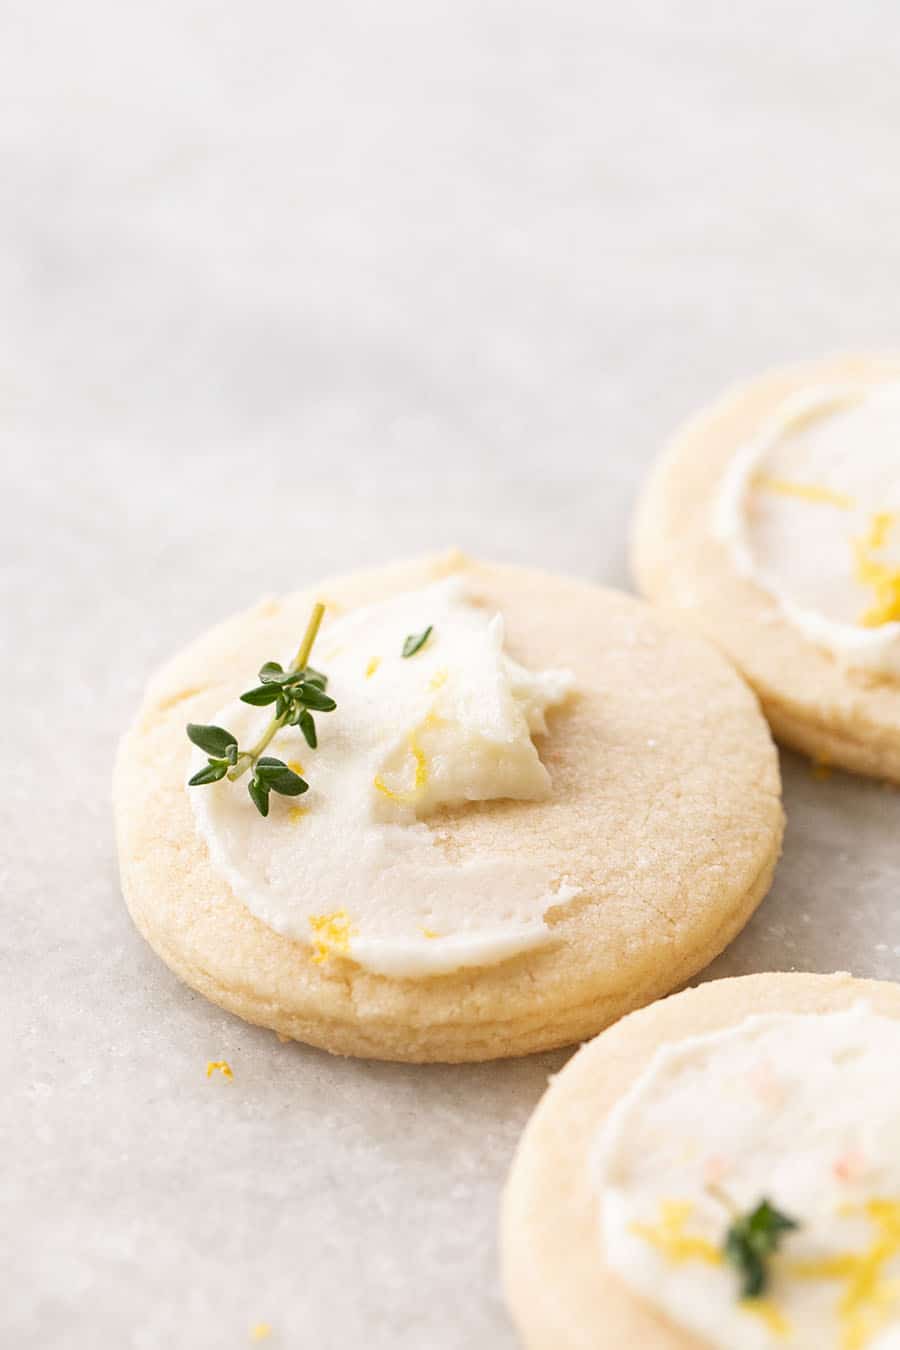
[186,723,239,757]
[248,776,270,816]
[303,667,328,690]
[258,661,286,683]
[188,761,229,786]
[296,683,337,712]
[298,710,317,748]
[402,625,432,658]
[255,757,308,796]
[254,755,286,774]
[723,1199,798,1299]
[240,683,283,706]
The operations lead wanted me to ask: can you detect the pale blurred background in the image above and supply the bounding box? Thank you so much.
[4,3,900,1347]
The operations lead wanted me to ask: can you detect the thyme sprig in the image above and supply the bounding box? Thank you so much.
[186,602,336,817]
[722,1198,798,1299]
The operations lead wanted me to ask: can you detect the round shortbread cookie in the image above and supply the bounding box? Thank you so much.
[114,553,783,1063]
[632,354,900,781]
[501,971,900,1349]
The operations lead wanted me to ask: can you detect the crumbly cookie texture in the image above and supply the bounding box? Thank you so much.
[501,971,900,1350]
[114,553,783,1063]
[632,353,900,781]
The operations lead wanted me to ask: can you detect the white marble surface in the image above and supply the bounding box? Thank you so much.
[5,2,900,1346]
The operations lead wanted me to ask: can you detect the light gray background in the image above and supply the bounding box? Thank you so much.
[4,2,900,1347]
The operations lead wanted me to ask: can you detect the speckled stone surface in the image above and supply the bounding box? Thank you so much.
[5,2,900,1346]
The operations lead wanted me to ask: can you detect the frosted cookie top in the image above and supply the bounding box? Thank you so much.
[715,384,900,676]
[593,1003,900,1350]
[188,577,577,977]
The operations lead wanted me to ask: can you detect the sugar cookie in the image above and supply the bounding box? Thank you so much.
[502,971,900,1349]
[633,355,900,780]
[114,554,782,1062]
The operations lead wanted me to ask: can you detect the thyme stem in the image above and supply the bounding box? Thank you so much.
[227,602,327,782]
[292,601,325,671]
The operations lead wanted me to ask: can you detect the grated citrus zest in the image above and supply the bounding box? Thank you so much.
[854,514,900,627]
[206,1060,233,1080]
[309,910,353,964]
[631,1200,723,1266]
[791,1199,900,1350]
[740,1297,791,1338]
[373,735,429,804]
[753,474,856,510]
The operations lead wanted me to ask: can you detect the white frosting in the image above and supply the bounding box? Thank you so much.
[594,1004,900,1349]
[715,383,900,676]
[189,578,577,976]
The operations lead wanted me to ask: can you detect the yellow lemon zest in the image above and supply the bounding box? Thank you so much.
[753,474,856,510]
[288,805,307,824]
[309,910,353,964]
[372,735,429,804]
[410,735,427,790]
[630,1201,723,1266]
[206,1060,233,1081]
[868,512,896,551]
[365,656,380,678]
[249,1324,272,1342]
[422,929,439,939]
[854,514,900,627]
[791,1199,900,1350]
[429,667,448,690]
[287,760,304,775]
[861,583,900,628]
[741,1297,791,1338]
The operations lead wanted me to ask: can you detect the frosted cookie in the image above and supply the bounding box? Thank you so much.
[502,971,900,1350]
[114,554,783,1062]
[633,355,900,780]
